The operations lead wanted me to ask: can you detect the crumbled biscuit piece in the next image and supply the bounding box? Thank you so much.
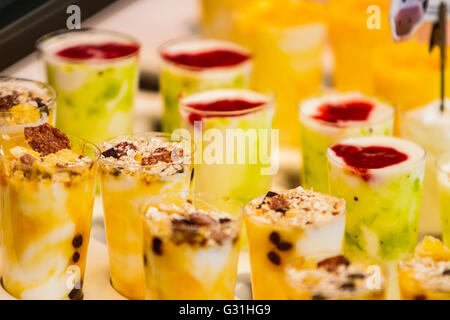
[0,93,19,111]
[24,123,71,156]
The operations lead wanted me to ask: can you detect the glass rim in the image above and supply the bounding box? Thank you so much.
[298,95,395,129]
[97,131,193,170]
[0,76,57,114]
[179,89,274,118]
[36,28,141,64]
[142,191,244,231]
[158,35,252,72]
[326,136,427,173]
[1,134,100,170]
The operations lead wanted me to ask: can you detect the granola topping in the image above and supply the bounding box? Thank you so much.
[286,256,385,299]
[0,82,52,126]
[98,135,189,178]
[245,187,345,227]
[400,257,450,292]
[144,201,240,247]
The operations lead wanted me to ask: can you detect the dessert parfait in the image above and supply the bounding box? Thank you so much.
[180,89,274,204]
[327,136,426,262]
[0,123,98,299]
[299,92,394,193]
[398,236,450,300]
[142,193,241,300]
[37,29,140,144]
[160,38,252,132]
[0,77,56,144]
[244,186,346,299]
[285,255,385,300]
[98,133,192,299]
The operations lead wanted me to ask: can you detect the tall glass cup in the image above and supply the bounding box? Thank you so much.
[179,89,274,204]
[327,136,426,262]
[159,37,252,133]
[0,135,98,299]
[98,133,192,299]
[438,153,450,247]
[142,192,242,299]
[37,29,140,144]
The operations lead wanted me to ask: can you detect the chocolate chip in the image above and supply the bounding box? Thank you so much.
[312,293,326,300]
[269,231,281,245]
[114,142,137,158]
[152,237,163,256]
[219,218,231,224]
[112,169,121,176]
[317,255,350,272]
[102,148,119,159]
[340,282,355,291]
[267,251,281,265]
[277,241,293,251]
[265,191,279,198]
[443,269,450,276]
[72,252,80,263]
[143,254,148,266]
[72,234,83,248]
[414,294,427,300]
[24,123,71,156]
[19,154,35,166]
[348,273,365,280]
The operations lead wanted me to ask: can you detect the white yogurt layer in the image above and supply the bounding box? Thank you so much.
[161,38,250,64]
[300,92,394,130]
[181,89,270,109]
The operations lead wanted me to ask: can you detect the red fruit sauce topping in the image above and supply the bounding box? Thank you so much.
[162,49,249,68]
[186,98,266,125]
[56,42,139,60]
[313,101,374,123]
[331,144,408,181]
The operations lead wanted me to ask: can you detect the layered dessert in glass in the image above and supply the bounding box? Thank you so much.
[98,133,192,299]
[37,29,140,144]
[0,77,56,145]
[299,92,394,193]
[159,38,252,133]
[402,100,450,234]
[244,186,346,299]
[438,153,450,247]
[398,236,450,300]
[0,123,98,299]
[284,255,385,300]
[180,89,274,204]
[327,136,426,263]
[142,192,242,300]
[231,0,326,146]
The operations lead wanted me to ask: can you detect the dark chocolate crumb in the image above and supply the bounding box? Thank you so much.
[68,285,83,300]
[443,269,450,276]
[277,241,293,251]
[72,234,83,248]
[265,191,279,198]
[348,273,365,280]
[152,237,163,256]
[219,218,231,224]
[312,293,326,300]
[72,252,80,263]
[269,231,281,245]
[340,282,355,291]
[102,148,119,159]
[267,251,281,265]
